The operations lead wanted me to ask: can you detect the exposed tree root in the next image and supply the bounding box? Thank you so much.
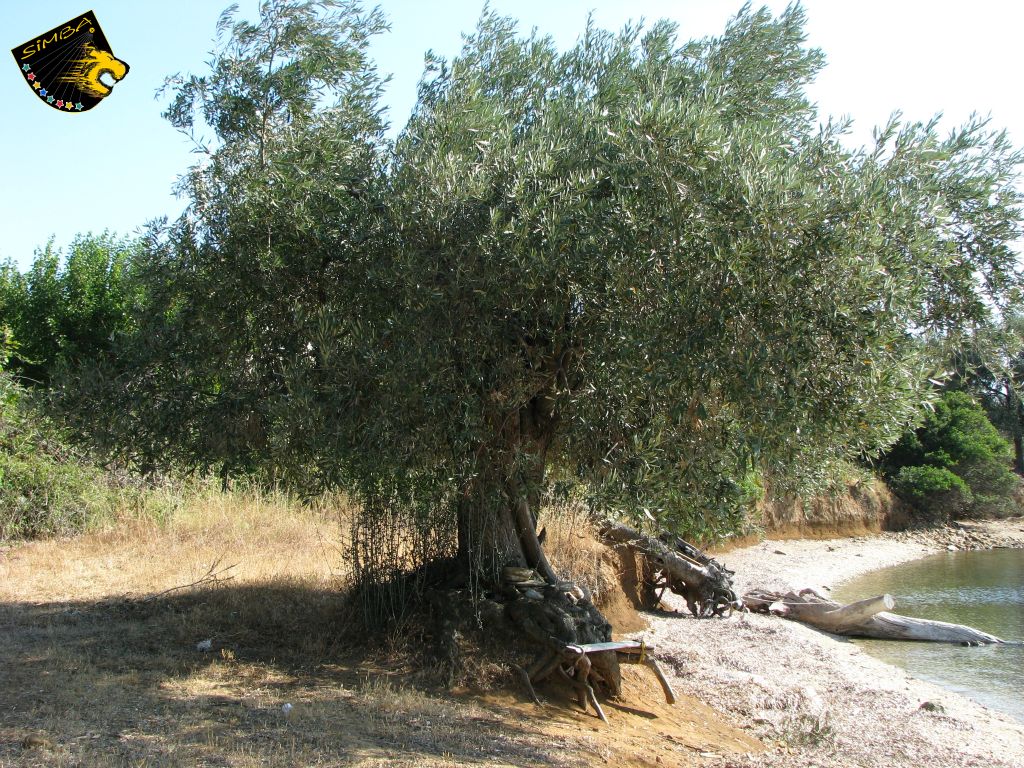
[500,565,677,721]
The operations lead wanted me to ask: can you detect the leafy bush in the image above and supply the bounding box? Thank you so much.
[890,464,971,521]
[883,390,1019,520]
[0,370,114,539]
[0,233,141,385]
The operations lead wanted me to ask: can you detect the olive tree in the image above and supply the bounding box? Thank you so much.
[303,6,1022,591]
[72,2,1022,637]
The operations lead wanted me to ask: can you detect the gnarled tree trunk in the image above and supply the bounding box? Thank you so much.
[453,396,613,644]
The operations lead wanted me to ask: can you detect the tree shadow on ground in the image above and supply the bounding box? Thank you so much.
[0,582,587,767]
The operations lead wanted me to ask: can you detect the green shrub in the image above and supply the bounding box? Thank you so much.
[883,390,1020,520]
[890,464,971,522]
[0,371,114,539]
[957,459,1019,518]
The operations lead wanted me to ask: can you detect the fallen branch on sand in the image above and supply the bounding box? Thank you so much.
[744,588,1004,645]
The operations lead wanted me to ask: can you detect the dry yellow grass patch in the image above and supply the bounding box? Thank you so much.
[0,485,350,603]
[0,488,759,767]
[543,502,649,635]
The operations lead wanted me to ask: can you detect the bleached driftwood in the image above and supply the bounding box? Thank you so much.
[744,588,1004,645]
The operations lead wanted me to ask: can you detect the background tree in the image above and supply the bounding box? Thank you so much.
[955,313,1024,474]
[66,2,1024,635]
[0,233,141,385]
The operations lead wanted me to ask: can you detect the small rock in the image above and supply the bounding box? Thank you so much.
[919,700,945,713]
[946,544,958,551]
[802,685,825,716]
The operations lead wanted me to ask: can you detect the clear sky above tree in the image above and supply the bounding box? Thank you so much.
[1,0,1022,271]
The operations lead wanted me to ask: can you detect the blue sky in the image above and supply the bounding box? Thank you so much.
[2,1,1022,271]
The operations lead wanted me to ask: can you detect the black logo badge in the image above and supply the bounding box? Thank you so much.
[12,10,129,113]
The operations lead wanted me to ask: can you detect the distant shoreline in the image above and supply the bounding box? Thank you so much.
[725,516,1024,597]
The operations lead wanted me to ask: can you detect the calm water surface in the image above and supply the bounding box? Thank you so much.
[833,548,1024,722]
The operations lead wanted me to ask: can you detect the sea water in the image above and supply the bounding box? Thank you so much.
[833,548,1024,722]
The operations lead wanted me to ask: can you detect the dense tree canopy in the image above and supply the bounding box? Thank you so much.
[0,233,141,385]
[884,390,1018,520]
[61,2,1024,592]
[60,0,390,475]
[956,312,1024,474]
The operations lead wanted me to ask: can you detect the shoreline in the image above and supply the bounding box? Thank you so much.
[641,517,1024,768]
[722,516,1024,597]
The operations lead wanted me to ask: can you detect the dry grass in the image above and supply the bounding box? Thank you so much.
[0,488,548,767]
[542,501,610,597]
[0,488,761,767]
[543,502,649,635]
[0,484,352,604]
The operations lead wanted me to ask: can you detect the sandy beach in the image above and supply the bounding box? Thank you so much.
[640,518,1024,768]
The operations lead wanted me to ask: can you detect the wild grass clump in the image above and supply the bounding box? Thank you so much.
[541,498,613,601]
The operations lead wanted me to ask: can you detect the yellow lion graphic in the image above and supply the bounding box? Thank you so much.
[59,44,129,98]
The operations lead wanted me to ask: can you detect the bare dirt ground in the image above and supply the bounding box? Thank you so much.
[1,497,1022,767]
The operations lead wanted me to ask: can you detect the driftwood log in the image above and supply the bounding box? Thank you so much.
[744,588,1005,645]
[600,522,739,617]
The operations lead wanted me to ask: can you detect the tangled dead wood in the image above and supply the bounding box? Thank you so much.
[600,522,739,617]
[108,557,237,607]
[426,522,730,720]
[502,566,675,721]
[515,639,676,722]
